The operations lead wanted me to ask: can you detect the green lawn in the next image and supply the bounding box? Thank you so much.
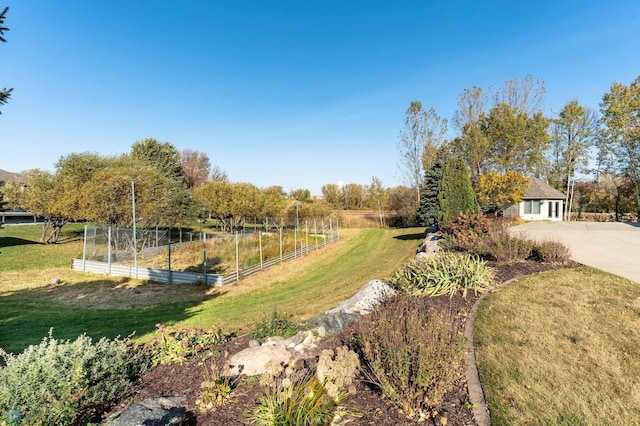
[0,225,423,354]
[0,223,85,271]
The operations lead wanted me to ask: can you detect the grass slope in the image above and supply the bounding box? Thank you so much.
[0,226,423,354]
[474,267,640,425]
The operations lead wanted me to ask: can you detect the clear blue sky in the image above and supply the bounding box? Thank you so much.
[1,1,639,195]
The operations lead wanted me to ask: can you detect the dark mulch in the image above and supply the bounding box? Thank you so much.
[104,260,577,425]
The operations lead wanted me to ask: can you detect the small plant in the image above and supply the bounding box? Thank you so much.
[316,346,360,400]
[0,331,147,426]
[141,323,228,366]
[250,310,300,343]
[532,239,571,264]
[355,296,466,417]
[196,358,239,412]
[481,229,535,263]
[247,361,352,426]
[390,252,494,298]
[440,211,493,252]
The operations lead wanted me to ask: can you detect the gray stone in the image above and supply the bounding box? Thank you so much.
[306,311,360,335]
[327,279,396,315]
[226,342,291,376]
[104,396,187,426]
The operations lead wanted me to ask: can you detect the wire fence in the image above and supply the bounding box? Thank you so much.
[72,218,340,286]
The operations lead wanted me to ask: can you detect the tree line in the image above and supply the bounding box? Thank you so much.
[398,74,640,222]
[1,138,411,243]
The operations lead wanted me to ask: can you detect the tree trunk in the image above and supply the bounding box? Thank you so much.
[40,221,50,244]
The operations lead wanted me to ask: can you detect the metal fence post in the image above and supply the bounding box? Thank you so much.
[81,225,88,271]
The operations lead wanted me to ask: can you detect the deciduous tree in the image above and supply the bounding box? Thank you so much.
[397,101,448,204]
[477,171,530,215]
[5,169,68,243]
[484,103,550,176]
[599,75,640,219]
[180,149,210,188]
[321,183,343,209]
[131,138,185,183]
[549,100,597,219]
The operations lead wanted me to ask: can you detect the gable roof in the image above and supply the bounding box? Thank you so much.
[523,177,566,200]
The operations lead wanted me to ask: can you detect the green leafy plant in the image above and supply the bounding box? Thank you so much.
[141,323,228,366]
[390,252,494,298]
[250,310,300,343]
[0,331,147,426]
[355,295,466,417]
[196,358,238,412]
[247,361,354,426]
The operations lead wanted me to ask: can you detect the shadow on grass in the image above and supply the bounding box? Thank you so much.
[0,236,40,248]
[0,277,227,355]
[393,231,425,241]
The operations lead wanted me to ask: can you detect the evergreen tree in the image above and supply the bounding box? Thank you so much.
[417,158,443,227]
[1,6,13,113]
[437,157,478,226]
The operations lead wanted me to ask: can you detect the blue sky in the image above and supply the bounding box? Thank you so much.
[1,1,639,195]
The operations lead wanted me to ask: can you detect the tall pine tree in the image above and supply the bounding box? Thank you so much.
[417,158,443,227]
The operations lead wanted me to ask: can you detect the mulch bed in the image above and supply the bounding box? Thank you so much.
[103,260,576,425]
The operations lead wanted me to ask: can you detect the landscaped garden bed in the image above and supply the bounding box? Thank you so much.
[100,260,572,425]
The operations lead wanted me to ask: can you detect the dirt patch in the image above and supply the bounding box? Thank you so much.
[103,261,575,425]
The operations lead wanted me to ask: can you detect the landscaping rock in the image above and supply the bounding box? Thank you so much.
[327,279,397,315]
[105,396,188,426]
[417,228,441,259]
[306,311,360,335]
[226,340,292,376]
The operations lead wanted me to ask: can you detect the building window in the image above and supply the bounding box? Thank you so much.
[524,200,540,214]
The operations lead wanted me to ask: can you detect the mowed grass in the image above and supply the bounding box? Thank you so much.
[474,267,640,425]
[0,223,85,271]
[0,224,423,354]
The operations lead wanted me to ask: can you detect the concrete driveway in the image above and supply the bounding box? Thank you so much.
[511,222,640,283]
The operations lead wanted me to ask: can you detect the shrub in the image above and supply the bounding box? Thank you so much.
[141,323,228,366]
[532,239,571,264]
[390,252,494,298]
[440,211,492,252]
[0,331,147,425]
[481,229,535,263]
[250,310,300,343]
[355,296,466,416]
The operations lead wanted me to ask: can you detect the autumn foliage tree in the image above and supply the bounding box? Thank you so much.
[477,171,530,214]
[180,148,211,188]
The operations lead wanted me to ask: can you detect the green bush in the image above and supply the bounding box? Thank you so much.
[355,295,466,416]
[0,332,147,425]
[481,229,535,263]
[141,323,228,366]
[390,252,494,298]
[250,310,300,343]
[532,239,571,264]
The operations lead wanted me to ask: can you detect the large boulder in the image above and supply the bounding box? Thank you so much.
[227,339,292,376]
[327,279,396,315]
[105,396,188,425]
